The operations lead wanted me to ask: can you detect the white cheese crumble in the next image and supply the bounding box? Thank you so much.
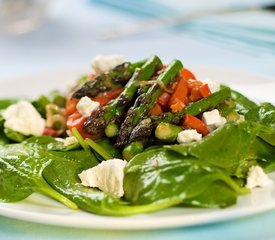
[246,166,273,189]
[202,79,220,93]
[238,115,245,123]
[76,96,100,117]
[177,129,202,144]
[64,136,77,146]
[55,136,78,146]
[2,101,45,136]
[202,109,226,132]
[91,55,124,74]
[78,159,127,198]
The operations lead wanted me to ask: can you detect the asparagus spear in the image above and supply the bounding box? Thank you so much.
[155,122,182,142]
[104,122,119,138]
[126,87,232,157]
[116,59,183,146]
[122,141,144,161]
[72,60,145,99]
[83,55,163,135]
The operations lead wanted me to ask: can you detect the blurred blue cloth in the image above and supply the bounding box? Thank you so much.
[92,0,275,56]
[91,0,275,17]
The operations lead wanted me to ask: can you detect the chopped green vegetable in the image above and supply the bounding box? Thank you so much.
[85,138,112,160]
[123,141,144,161]
[105,122,119,137]
[155,122,182,142]
[71,127,90,152]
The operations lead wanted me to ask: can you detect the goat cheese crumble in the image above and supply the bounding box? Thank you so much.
[91,55,124,74]
[246,166,273,189]
[76,96,100,117]
[177,129,202,144]
[78,159,127,198]
[55,136,78,146]
[2,101,45,136]
[202,80,220,93]
[202,109,226,132]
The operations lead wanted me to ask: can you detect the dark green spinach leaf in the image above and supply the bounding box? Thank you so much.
[245,103,275,146]
[165,122,259,175]
[0,143,76,209]
[248,137,275,173]
[230,89,258,115]
[42,149,183,216]
[124,148,240,207]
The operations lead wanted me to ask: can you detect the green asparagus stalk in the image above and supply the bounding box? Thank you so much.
[129,86,231,143]
[116,59,183,146]
[85,139,113,160]
[0,99,18,110]
[122,141,144,161]
[104,122,119,138]
[155,122,182,142]
[83,55,163,135]
[125,87,232,159]
[163,86,232,123]
[217,98,236,117]
[72,60,145,99]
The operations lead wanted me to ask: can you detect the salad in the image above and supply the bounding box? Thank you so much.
[0,54,275,216]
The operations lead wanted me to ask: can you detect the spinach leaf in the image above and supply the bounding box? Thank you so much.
[23,135,56,147]
[95,138,122,160]
[32,95,50,118]
[246,103,275,128]
[230,89,258,115]
[4,128,27,142]
[0,99,18,110]
[183,181,237,208]
[165,122,259,175]
[42,149,183,216]
[24,136,80,152]
[32,91,66,117]
[20,136,181,216]
[48,140,79,151]
[0,143,77,209]
[245,103,275,146]
[123,148,240,207]
[248,137,275,173]
[0,117,9,145]
[0,131,10,145]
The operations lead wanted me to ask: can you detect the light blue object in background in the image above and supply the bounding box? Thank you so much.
[1,0,275,79]
[91,0,275,18]
[91,0,176,18]
[92,0,275,56]
[1,210,275,240]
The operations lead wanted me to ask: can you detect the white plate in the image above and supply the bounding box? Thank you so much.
[0,66,275,230]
